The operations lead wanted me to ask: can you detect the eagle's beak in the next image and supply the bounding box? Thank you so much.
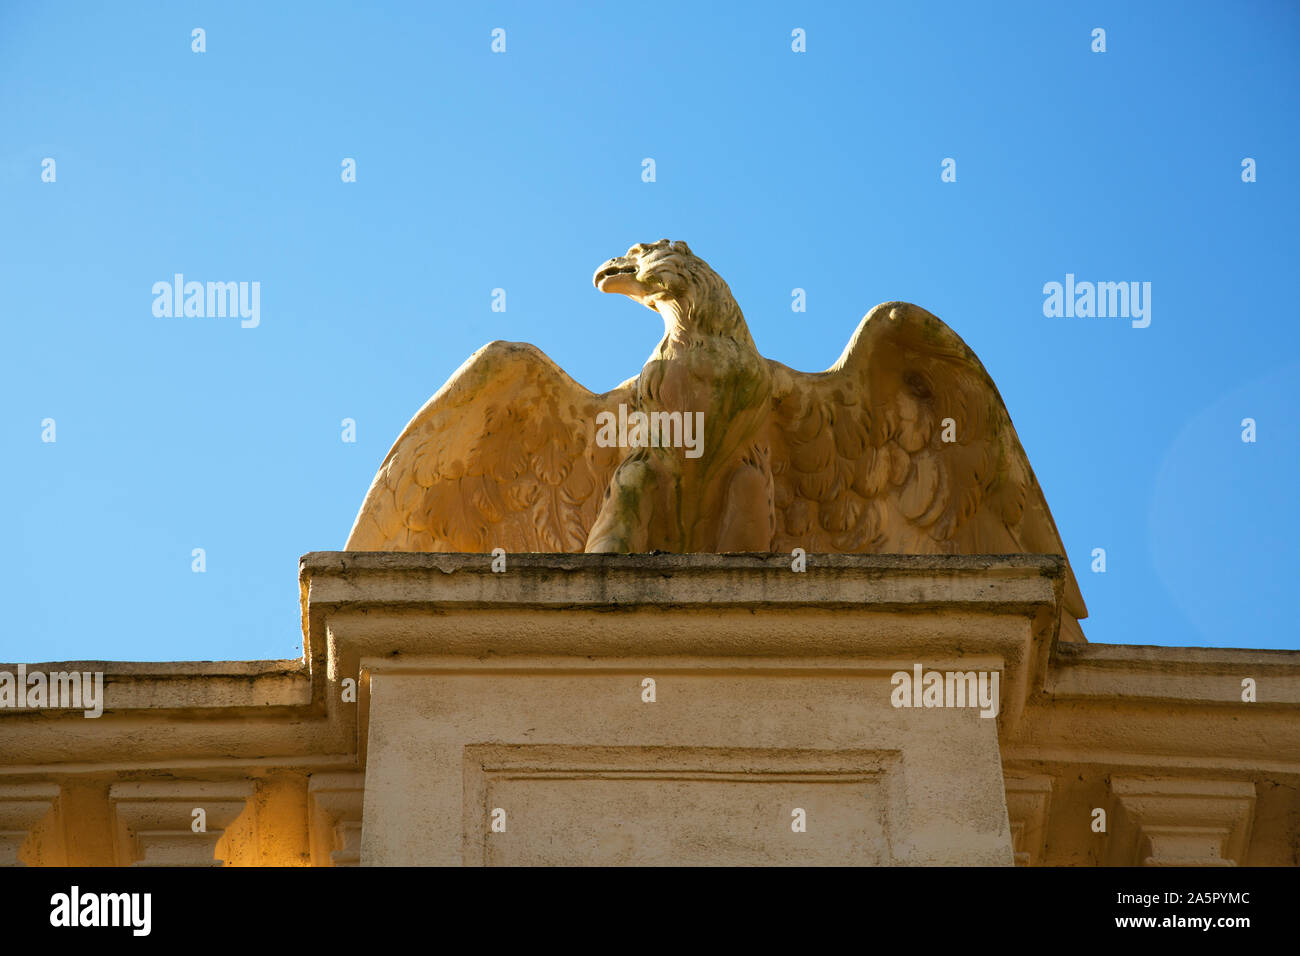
[593,256,647,296]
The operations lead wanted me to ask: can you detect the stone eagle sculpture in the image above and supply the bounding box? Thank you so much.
[346,239,1087,636]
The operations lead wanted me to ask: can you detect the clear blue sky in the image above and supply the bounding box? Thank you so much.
[2,1,1297,661]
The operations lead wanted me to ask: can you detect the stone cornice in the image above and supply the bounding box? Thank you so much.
[1049,641,1300,705]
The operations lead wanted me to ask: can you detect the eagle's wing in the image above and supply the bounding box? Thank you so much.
[345,341,633,552]
[768,302,1087,629]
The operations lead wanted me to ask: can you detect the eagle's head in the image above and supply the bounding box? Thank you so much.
[593,239,748,341]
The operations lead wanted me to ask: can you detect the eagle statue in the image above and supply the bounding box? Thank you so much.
[346,239,1087,639]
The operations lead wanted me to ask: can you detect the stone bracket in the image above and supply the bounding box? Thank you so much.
[1108,777,1256,866]
[1005,774,1053,866]
[308,772,364,866]
[110,780,253,867]
[0,782,60,867]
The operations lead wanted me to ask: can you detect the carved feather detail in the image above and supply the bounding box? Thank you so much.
[345,341,631,555]
[767,302,1085,619]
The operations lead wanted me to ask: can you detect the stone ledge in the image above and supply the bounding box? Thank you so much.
[305,551,1066,572]
[302,551,1064,611]
[1049,642,1300,705]
[0,659,310,713]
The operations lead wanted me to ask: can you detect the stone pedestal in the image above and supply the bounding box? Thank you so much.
[303,553,1066,866]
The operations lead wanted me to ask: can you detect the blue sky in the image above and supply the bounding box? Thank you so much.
[2,1,1297,661]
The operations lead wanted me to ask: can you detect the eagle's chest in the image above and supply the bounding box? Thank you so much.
[637,349,725,413]
[637,344,772,427]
